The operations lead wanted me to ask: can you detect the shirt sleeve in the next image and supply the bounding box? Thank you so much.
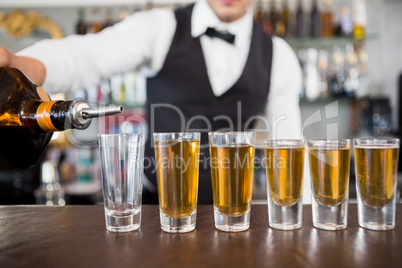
[16,8,176,93]
[264,36,303,140]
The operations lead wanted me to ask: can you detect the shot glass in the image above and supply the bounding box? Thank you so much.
[265,139,305,230]
[153,132,200,233]
[209,131,255,232]
[354,138,400,230]
[98,133,144,232]
[308,139,351,230]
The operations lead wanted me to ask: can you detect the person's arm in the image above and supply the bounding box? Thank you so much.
[265,37,303,139]
[6,8,176,93]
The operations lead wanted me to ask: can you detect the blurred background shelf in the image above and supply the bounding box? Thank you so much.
[285,33,379,50]
[0,0,194,8]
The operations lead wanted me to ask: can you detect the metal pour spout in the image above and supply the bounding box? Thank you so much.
[69,99,124,130]
[81,106,124,119]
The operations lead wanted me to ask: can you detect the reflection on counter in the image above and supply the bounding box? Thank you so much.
[34,161,65,206]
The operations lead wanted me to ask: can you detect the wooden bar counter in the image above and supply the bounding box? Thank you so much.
[0,204,401,267]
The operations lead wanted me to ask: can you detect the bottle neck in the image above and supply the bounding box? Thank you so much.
[36,100,74,132]
[36,101,59,132]
[297,1,303,12]
[313,0,318,9]
[33,98,123,132]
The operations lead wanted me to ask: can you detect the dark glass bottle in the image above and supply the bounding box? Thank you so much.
[268,0,278,35]
[254,0,264,24]
[0,67,123,170]
[310,0,321,37]
[296,0,305,38]
[321,0,334,37]
[280,0,290,37]
[76,9,87,35]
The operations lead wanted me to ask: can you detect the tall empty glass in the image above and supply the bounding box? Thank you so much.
[265,139,305,230]
[98,133,144,232]
[154,132,200,233]
[308,139,351,230]
[209,131,255,232]
[354,138,400,230]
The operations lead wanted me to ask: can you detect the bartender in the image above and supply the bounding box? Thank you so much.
[0,0,302,204]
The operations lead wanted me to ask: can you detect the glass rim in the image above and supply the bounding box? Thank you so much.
[153,132,201,136]
[98,133,145,148]
[208,131,255,146]
[98,133,144,138]
[306,139,351,147]
[264,139,304,147]
[353,137,400,144]
[208,131,256,136]
[307,138,351,142]
[153,132,201,141]
[353,137,400,141]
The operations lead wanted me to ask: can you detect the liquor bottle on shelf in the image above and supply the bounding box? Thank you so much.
[275,0,285,37]
[261,1,272,34]
[0,67,123,170]
[353,0,367,40]
[329,46,346,96]
[254,0,264,24]
[355,43,370,97]
[119,7,130,22]
[268,0,278,35]
[110,74,125,104]
[76,9,87,35]
[343,43,359,97]
[337,5,354,37]
[34,161,65,206]
[297,49,307,99]
[303,48,320,100]
[321,0,334,37]
[86,8,104,34]
[145,0,154,10]
[103,9,115,29]
[295,0,306,38]
[123,70,136,106]
[310,0,321,37]
[280,0,290,37]
[99,79,112,104]
[318,50,330,99]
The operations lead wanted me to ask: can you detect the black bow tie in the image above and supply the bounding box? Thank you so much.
[204,27,235,44]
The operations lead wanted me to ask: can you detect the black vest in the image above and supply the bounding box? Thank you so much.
[144,5,273,204]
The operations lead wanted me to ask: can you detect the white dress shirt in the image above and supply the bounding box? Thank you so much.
[17,0,303,141]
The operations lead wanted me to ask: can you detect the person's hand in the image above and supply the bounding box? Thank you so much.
[0,46,46,85]
[0,47,13,67]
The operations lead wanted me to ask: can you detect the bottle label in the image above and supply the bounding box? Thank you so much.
[36,101,59,132]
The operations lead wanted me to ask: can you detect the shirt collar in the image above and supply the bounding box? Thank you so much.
[191,0,254,39]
